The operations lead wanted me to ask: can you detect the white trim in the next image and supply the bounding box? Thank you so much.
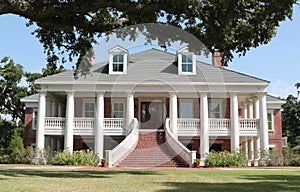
[177,47,196,75]
[82,99,95,118]
[208,99,223,118]
[108,46,128,74]
[32,109,38,130]
[267,110,274,132]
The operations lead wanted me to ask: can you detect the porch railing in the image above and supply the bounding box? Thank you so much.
[177,118,200,130]
[73,118,94,129]
[239,119,259,130]
[44,117,65,129]
[104,118,125,129]
[106,118,139,167]
[165,118,196,167]
[208,118,230,130]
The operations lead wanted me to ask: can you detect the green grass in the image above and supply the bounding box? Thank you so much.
[0,168,299,192]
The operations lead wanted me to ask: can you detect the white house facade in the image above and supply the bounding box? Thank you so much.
[21,46,285,167]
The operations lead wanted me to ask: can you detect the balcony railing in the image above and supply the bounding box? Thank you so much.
[104,118,125,129]
[177,118,200,130]
[239,119,259,130]
[44,117,125,130]
[45,117,65,129]
[209,118,231,130]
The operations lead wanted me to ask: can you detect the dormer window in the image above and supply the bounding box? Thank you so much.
[177,46,196,75]
[113,54,124,72]
[108,45,128,74]
[182,54,193,72]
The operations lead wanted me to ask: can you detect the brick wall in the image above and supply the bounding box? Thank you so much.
[23,108,36,147]
[268,109,283,150]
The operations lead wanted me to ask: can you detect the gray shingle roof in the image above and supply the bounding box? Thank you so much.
[267,95,286,103]
[36,49,269,85]
[20,94,39,102]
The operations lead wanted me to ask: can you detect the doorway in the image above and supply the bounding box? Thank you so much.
[140,101,164,129]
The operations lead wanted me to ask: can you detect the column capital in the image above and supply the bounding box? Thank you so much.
[65,90,75,95]
[168,91,177,96]
[39,90,47,96]
[199,92,208,97]
[229,92,238,97]
[96,91,105,97]
[257,92,267,97]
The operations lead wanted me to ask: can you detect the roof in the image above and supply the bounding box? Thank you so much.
[267,95,286,104]
[36,48,269,85]
[20,94,39,103]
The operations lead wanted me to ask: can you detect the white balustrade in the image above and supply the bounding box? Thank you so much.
[106,118,139,167]
[208,118,231,130]
[165,118,196,167]
[178,118,200,130]
[239,119,259,130]
[44,117,65,129]
[73,118,94,129]
[104,118,125,129]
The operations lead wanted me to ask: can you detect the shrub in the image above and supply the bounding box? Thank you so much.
[21,147,50,165]
[205,150,246,167]
[267,148,299,166]
[8,130,24,163]
[51,150,100,166]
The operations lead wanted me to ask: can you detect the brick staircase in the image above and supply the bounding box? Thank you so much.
[117,130,189,168]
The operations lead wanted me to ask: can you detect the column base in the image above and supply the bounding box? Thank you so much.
[200,158,206,167]
[253,159,259,167]
[247,160,252,167]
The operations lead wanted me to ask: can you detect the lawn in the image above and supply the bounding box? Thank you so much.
[0,167,299,192]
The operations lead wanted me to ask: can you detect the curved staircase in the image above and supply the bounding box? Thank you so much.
[116,130,189,168]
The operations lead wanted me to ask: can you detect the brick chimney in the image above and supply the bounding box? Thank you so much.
[212,50,224,68]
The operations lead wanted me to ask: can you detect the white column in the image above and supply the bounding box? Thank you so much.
[259,93,269,154]
[243,103,248,119]
[51,98,58,117]
[230,93,239,152]
[254,98,259,119]
[248,137,254,162]
[247,99,253,119]
[95,92,104,158]
[36,91,46,149]
[200,93,209,165]
[253,136,260,166]
[169,93,178,139]
[58,102,63,117]
[126,93,134,129]
[64,91,75,153]
[46,95,52,117]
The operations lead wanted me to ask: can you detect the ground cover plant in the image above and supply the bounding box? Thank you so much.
[0,168,299,192]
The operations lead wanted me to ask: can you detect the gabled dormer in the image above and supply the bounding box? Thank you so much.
[176,46,196,75]
[108,45,128,74]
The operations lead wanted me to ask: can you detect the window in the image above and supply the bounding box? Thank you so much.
[84,103,95,118]
[209,101,221,118]
[267,110,274,131]
[112,102,125,118]
[113,54,124,72]
[32,109,38,130]
[182,54,193,73]
[180,102,193,118]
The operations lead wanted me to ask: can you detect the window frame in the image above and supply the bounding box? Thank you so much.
[108,46,128,74]
[32,109,38,130]
[267,110,274,132]
[82,102,95,118]
[208,99,222,118]
[112,102,126,118]
[179,101,193,118]
[112,54,124,72]
[177,46,196,75]
[181,54,193,73]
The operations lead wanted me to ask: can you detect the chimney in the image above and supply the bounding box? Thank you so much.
[212,50,224,68]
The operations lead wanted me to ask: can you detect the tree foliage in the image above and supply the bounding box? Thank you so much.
[282,84,300,147]
[0,0,297,72]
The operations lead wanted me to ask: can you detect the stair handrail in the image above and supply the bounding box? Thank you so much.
[165,118,196,167]
[105,118,139,167]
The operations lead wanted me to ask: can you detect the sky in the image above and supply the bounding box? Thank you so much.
[0,6,299,99]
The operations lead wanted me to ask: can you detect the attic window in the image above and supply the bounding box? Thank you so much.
[182,54,193,73]
[177,46,196,75]
[108,45,128,74]
[113,54,124,72]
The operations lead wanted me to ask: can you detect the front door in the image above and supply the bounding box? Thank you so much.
[141,101,164,129]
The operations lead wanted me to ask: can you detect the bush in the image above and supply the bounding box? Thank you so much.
[267,148,299,166]
[205,150,246,167]
[21,147,50,165]
[7,130,24,163]
[51,150,100,166]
